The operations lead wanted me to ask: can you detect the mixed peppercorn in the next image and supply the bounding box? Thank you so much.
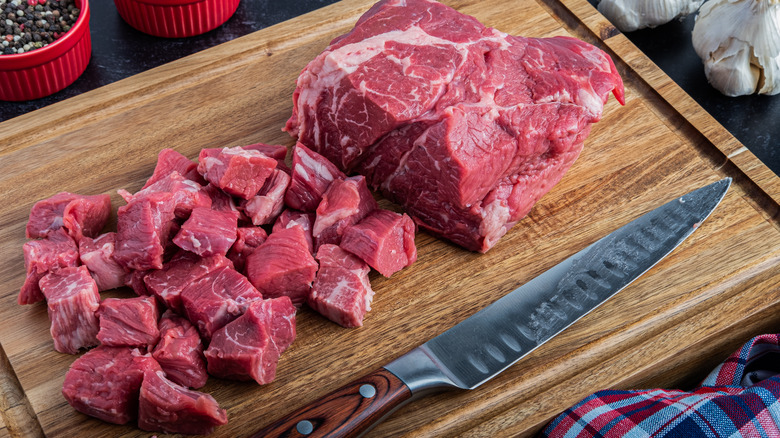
[1,0,80,55]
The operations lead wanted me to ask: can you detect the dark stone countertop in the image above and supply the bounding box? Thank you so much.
[2,0,778,176]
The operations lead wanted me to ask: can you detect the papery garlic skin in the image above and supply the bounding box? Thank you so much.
[598,0,704,32]
[693,0,780,96]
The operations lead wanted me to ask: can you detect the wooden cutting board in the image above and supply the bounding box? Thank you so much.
[1,0,779,437]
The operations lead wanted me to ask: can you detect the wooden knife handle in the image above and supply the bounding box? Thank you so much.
[253,368,411,438]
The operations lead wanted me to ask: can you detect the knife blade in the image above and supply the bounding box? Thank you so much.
[254,178,731,438]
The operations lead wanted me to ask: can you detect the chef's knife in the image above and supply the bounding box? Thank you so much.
[255,178,731,438]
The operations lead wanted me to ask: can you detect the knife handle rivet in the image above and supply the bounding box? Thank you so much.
[359,384,376,398]
[296,420,313,435]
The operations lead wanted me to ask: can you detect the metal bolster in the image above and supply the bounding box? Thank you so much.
[383,346,463,397]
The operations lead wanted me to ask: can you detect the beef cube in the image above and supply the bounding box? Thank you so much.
[227,227,268,273]
[309,244,374,328]
[251,296,297,353]
[313,175,377,250]
[242,142,288,161]
[125,269,152,297]
[240,169,291,226]
[245,225,318,306]
[273,210,315,253]
[39,266,101,354]
[285,0,624,252]
[152,310,208,389]
[197,146,277,200]
[284,143,346,212]
[142,148,204,189]
[172,207,239,257]
[203,183,240,213]
[18,228,79,305]
[138,369,227,435]
[62,346,162,425]
[340,210,417,277]
[203,300,288,384]
[97,297,160,348]
[78,232,128,291]
[144,250,233,313]
[120,171,211,219]
[114,192,177,271]
[26,192,111,241]
[181,266,263,341]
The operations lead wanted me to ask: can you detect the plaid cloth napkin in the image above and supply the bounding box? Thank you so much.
[540,334,780,437]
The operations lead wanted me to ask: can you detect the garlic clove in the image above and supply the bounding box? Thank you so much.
[598,0,704,32]
[692,0,780,96]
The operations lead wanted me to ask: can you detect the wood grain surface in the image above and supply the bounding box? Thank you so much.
[0,0,779,437]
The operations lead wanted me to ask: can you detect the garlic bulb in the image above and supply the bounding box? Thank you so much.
[598,0,704,32]
[692,0,780,96]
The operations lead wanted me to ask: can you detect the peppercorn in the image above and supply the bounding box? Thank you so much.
[0,0,78,55]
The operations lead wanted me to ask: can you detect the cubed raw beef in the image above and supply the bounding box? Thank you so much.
[203,300,283,384]
[138,369,227,435]
[226,227,268,273]
[97,296,160,348]
[120,171,211,219]
[340,209,417,277]
[39,266,100,354]
[284,143,346,212]
[144,250,233,313]
[114,191,177,271]
[250,296,297,353]
[26,192,111,241]
[126,269,152,297]
[197,146,277,200]
[273,210,315,253]
[181,266,263,341]
[142,148,204,189]
[152,310,208,389]
[62,346,162,425]
[242,142,288,160]
[313,175,377,250]
[173,207,239,257]
[285,0,624,252]
[240,169,291,226]
[78,232,128,291]
[245,225,318,306]
[309,244,374,328]
[203,183,241,215]
[18,228,79,305]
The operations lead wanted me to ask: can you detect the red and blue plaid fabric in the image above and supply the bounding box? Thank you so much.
[541,334,780,437]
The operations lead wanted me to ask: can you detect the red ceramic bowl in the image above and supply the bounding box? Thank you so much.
[0,0,92,102]
[113,0,240,38]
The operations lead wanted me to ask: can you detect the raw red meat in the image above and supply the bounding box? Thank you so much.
[273,210,315,253]
[141,148,203,189]
[227,226,268,273]
[245,225,318,306]
[78,232,128,291]
[242,142,288,160]
[97,296,160,348]
[340,209,417,277]
[62,346,162,425]
[18,228,79,305]
[309,244,374,327]
[285,0,624,252]
[114,191,177,271]
[138,369,227,435]
[284,142,346,212]
[173,207,239,257]
[248,296,297,353]
[39,266,101,354]
[197,146,277,200]
[120,171,211,219]
[203,183,241,215]
[152,310,208,389]
[203,299,294,384]
[126,269,152,297]
[26,192,111,241]
[181,266,263,341]
[312,175,377,249]
[240,169,291,225]
[144,250,233,313]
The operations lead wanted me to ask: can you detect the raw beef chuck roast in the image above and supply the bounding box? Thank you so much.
[285,0,624,252]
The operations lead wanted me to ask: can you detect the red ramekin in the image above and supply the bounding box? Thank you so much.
[0,0,92,102]
[113,0,240,38]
